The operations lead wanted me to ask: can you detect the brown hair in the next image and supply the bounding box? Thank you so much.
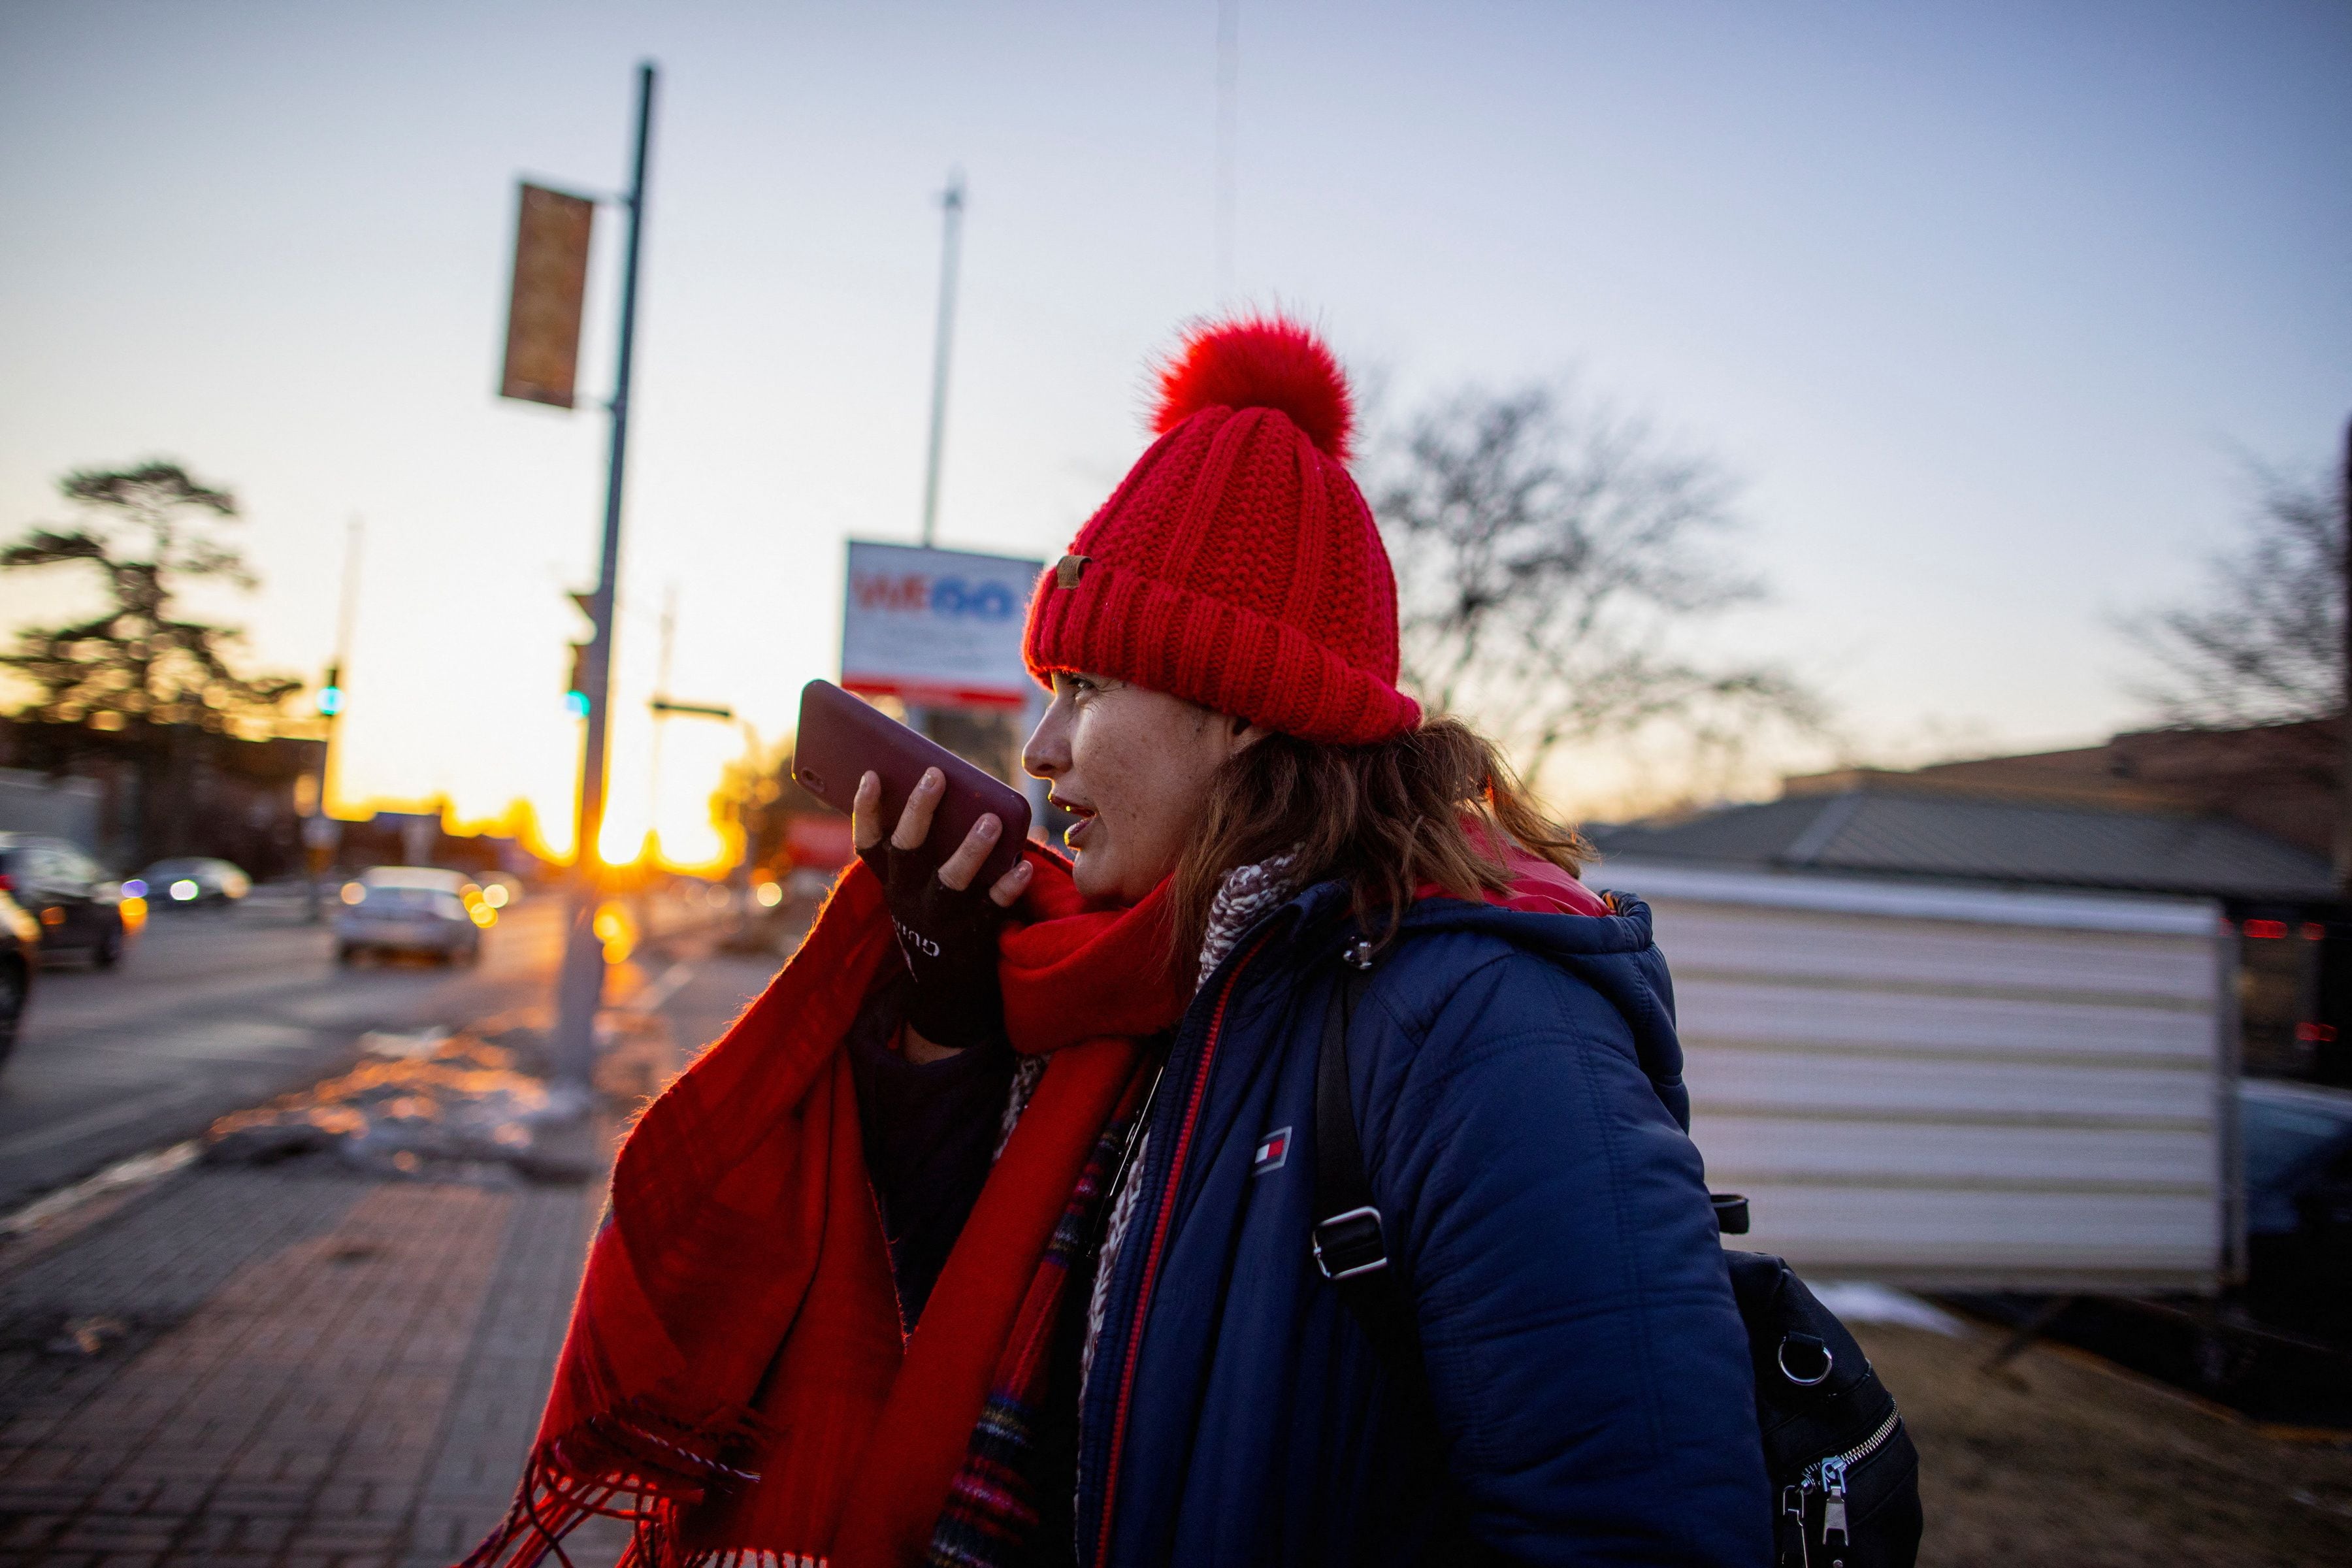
[1166,715,1592,966]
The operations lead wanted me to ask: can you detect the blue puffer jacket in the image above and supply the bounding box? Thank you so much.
[1073,880,1771,1566]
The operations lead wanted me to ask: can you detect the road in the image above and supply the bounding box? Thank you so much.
[0,881,796,1215]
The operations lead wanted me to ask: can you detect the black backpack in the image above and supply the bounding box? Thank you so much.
[1311,958,1923,1567]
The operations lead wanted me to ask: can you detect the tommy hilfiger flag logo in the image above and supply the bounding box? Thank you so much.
[1253,1126,1292,1175]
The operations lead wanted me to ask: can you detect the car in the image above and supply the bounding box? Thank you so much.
[137,856,251,911]
[0,834,128,968]
[0,877,37,1068]
[335,866,488,964]
[2230,1078,2352,1351]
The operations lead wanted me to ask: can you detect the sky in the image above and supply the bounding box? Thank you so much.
[1,1,2346,862]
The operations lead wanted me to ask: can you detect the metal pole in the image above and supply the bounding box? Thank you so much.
[919,172,964,547]
[303,515,363,923]
[553,61,656,1091]
[2338,414,2352,897]
[1215,0,1239,302]
[302,679,335,924]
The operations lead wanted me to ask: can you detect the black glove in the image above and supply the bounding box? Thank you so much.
[858,836,1009,1050]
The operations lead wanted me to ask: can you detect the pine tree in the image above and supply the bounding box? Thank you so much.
[1,461,299,730]
[1,461,301,863]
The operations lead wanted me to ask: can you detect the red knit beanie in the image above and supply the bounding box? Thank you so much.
[1022,316,1421,745]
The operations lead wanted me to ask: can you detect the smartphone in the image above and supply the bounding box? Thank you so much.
[792,679,1034,888]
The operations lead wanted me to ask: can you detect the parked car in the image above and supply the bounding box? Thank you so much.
[336,866,487,964]
[0,879,38,1068]
[137,857,251,911]
[2241,1079,2352,1339]
[0,834,127,968]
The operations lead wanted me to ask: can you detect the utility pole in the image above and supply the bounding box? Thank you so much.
[551,61,657,1092]
[919,172,964,547]
[303,515,363,923]
[2336,415,2352,897]
[1215,0,1240,302]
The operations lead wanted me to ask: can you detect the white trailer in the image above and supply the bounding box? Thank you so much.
[1589,858,2241,1294]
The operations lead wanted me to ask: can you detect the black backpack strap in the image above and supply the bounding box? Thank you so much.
[1313,943,1435,1420]
[1313,943,1753,1411]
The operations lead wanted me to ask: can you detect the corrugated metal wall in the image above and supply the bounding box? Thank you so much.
[1593,860,2230,1293]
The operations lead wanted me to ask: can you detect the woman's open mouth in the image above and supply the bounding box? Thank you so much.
[1052,795,1097,850]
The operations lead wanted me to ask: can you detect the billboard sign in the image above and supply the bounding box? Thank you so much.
[499,182,595,408]
[840,540,1043,710]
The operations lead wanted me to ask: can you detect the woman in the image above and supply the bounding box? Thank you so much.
[465,318,1768,1568]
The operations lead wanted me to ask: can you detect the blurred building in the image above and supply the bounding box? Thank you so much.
[1786,717,2340,860]
[0,715,321,878]
[0,767,103,851]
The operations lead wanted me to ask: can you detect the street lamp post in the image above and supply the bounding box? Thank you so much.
[919,172,964,550]
[549,62,657,1092]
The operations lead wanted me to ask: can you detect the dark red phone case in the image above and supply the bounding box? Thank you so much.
[791,679,1034,888]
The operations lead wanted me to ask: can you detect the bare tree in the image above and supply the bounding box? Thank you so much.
[2126,460,2348,729]
[1371,384,1814,789]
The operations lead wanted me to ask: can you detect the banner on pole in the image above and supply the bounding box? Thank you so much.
[840,541,1043,710]
[499,183,595,408]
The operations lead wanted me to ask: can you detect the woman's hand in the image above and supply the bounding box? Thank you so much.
[853,768,1034,1054]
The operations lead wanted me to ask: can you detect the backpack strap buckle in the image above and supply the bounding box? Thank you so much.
[1312,1204,1389,1281]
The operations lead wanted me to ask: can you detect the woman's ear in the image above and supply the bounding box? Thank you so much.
[1228,714,1264,755]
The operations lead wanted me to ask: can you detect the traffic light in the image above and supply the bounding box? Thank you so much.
[316,665,344,717]
[566,642,593,717]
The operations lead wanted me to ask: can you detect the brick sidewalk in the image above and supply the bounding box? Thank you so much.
[0,1164,629,1567]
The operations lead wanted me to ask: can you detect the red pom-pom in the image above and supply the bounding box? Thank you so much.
[1151,316,1354,463]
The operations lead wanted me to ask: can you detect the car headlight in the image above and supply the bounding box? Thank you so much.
[169,879,199,902]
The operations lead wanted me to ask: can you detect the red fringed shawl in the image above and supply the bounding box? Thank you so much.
[463,850,1190,1568]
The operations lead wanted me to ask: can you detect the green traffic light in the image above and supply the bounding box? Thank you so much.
[317,685,344,716]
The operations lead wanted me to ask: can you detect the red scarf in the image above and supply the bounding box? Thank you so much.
[462,850,1190,1568]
